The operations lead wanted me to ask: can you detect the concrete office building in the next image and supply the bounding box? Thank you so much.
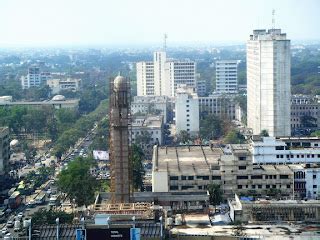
[131,115,164,148]
[165,60,196,97]
[229,194,320,223]
[247,29,291,137]
[251,137,320,164]
[175,85,199,136]
[0,127,10,175]
[215,60,238,93]
[47,78,81,94]
[152,144,294,199]
[136,61,154,96]
[198,94,237,120]
[136,52,196,97]
[131,96,169,123]
[21,66,51,89]
[291,95,320,133]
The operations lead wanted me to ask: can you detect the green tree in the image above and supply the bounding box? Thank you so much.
[200,114,224,140]
[260,129,269,137]
[311,130,320,137]
[300,115,317,128]
[224,130,245,144]
[32,209,74,226]
[135,130,152,146]
[57,157,98,207]
[176,130,191,144]
[208,183,223,207]
[131,144,145,191]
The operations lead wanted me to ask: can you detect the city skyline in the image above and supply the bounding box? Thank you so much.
[0,0,319,47]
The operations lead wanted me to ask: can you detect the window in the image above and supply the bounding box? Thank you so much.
[237,176,248,180]
[280,175,289,179]
[239,166,246,170]
[212,176,221,180]
[313,185,317,189]
[266,185,270,189]
[287,184,291,188]
[237,185,243,189]
[258,185,262,189]
[272,185,276,188]
[170,186,178,190]
[188,176,194,180]
[239,156,246,161]
[275,146,284,150]
[313,175,317,179]
[181,176,187,180]
[252,185,256,189]
[170,176,178,180]
[251,175,263,179]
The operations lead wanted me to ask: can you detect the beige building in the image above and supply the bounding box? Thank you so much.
[47,78,81,94]
[152,144,294,199]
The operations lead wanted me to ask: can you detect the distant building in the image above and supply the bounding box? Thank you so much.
[47,78,81,94]
[136,51,196,97]
[198,94,237,120]
[165,60,196,96]
[136,61,154,96]
[291,95,320,134]
[293,166,320,199]
[0,95,79,111]
[195,75,206,97]
[215,60,238,94]
[131,115,164,156]
[21,66,51,89]
[175,85,199,136]
[247,29,291,137]
[131,96,169,123]
[0,127,10,176]
[0,96,12,103]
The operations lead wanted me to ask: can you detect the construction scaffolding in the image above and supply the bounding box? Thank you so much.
[109,75,132,203]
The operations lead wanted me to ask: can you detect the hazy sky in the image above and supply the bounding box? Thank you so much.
[0,0,319,47]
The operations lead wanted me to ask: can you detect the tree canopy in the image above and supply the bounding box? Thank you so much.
[57,157,98,207]
[131,144,145,191]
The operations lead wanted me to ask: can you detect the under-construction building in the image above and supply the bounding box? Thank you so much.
[109,75,131,203]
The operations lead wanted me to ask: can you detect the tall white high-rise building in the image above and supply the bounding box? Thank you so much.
[247,29,291,137]
[136,52,196,97]
[153,51,168,96]
[215,60,238,93]
[175,85,199,136]
[136,61,154,96]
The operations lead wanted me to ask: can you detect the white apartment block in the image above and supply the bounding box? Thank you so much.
[247,29,291,137]
[215,60,238,93]
[0,127,10,175]
[251,137,320,164]
[165,60,196,97]
[136,61,154,96]
[131,96,169,123]
[136,51,196,97]
[21,66,51,89]
[47,78,81,94]
[175,85,199,136]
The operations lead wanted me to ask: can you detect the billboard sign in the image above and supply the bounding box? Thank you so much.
[86,228,141,240]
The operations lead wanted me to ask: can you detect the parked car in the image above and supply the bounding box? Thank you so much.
[6,221,14,228]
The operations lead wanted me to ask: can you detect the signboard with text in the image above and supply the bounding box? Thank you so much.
[86,228,131,240]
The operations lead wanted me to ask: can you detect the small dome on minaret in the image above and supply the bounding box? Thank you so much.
[114,75,127,91]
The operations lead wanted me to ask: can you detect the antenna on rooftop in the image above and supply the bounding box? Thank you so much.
[163,33,168,52]
[272,9,275,30]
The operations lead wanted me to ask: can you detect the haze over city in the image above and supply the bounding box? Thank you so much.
[0,0,319,47]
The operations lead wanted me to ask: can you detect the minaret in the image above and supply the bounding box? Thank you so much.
[109,75,131,203]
